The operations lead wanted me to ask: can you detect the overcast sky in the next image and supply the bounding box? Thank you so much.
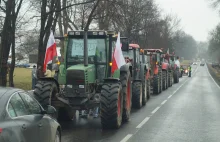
[155,0,220,42]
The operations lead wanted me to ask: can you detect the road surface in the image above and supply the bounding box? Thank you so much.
[62,64,220,142]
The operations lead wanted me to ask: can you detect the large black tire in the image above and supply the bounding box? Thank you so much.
[132,82,143,109]
[147,79,151,100]
[34,81,74,121]
[142,70,147,106]
[120,72,132,122]
[153,75,160,94]
[100,83,123,129]
[173,70,179,83]
[162,71,167,90]
[34,81,58,109]
[159,70,163,93]
[168,72,173,87]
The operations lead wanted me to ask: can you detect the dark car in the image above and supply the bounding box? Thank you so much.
[0,87,61,142]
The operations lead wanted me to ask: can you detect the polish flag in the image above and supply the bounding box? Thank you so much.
[43,31,57,72]
[111,32,126,74]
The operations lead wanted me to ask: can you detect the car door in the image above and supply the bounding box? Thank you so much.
[19,92,51,142]
[9,93,38,142]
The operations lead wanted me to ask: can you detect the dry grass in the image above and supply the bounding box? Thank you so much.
[11,68,55,91]
[13,68,32,90]
[208,64,220,78]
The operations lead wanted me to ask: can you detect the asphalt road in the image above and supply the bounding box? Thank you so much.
[61,64,220,142]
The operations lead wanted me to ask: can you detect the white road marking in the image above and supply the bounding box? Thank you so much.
[161,100,167,105]
[136,117,150,128]
[206,65,220,90]
[120,134,133,142]
[168,95,172,99]
[151,107,160,114]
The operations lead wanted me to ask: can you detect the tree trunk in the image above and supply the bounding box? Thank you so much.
[0,0,13,86]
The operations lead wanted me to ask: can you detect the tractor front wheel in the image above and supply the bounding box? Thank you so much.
[34,81,75,121]
[142,70,148,106]
[120,72,132,122]
[100,83,123,129]
[162,71,167,90]
[173,70,179,83]
[153,75,160,94]
[168,72,173,87]
[132,82,143,109]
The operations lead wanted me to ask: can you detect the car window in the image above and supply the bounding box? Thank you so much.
[19,93,42,114]
[9,93,30,117]
[8,103,17,118]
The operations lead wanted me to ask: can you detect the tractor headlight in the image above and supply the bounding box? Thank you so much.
[79,85,84,89]
[67,85,72,88]
[109,62,112,66]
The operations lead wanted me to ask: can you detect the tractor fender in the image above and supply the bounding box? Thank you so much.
[120,64,131,76]
[103,78,120,84]
[162,62,169,70]
[120,64,130,73]
[38,77,60,92]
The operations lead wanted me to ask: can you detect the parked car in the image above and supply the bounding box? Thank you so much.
[0,87,61,142]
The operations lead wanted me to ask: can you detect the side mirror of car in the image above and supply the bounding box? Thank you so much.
[46,105,57,115]
[45,105,58,119]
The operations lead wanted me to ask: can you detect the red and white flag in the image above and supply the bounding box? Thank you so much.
[111,32,126,73]
[43,31,57,72]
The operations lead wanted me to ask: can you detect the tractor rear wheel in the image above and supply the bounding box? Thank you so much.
[100,83,123,129]
[120,72,132,122]
[132,82,143,109]
[153,75,160,94]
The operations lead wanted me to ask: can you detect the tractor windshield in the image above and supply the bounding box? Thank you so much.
[122,50,133,59]
[67,38,106,63]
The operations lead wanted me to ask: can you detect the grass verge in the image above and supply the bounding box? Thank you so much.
[207,64,220,87]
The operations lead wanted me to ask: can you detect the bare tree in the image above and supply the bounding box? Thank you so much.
[0,0,24,87]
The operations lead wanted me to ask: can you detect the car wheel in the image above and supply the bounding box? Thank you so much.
[55,130,61,142]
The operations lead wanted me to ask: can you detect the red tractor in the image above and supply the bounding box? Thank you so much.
[160,53,172,90]
[168,54,180,83]
[144,49,163,94]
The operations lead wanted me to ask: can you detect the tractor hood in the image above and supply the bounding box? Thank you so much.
[66,64,96,85]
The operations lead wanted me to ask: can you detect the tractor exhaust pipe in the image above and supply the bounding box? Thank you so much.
[84,31,88,66]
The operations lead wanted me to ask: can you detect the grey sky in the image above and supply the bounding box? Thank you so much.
[155,0,220,42]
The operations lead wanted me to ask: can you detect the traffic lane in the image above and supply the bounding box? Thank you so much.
[128,65,220,142]
[61,68,197,142]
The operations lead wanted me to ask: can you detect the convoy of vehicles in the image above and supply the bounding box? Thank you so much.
[31,30,185,131]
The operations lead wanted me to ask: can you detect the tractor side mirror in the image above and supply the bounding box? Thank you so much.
[121,41,129,51]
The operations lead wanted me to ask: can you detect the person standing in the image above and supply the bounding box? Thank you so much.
[32,65,37,90]
[188,65,192,77]
[44,66,52,77]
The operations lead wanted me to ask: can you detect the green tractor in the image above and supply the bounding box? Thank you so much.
[120,43,150,109]
[33,30,132,129]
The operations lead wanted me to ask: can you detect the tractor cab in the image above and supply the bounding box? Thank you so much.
[144,49,163,71]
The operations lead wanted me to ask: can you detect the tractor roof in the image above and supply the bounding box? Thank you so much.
[146,49,163,53]
[129,44,140,49]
